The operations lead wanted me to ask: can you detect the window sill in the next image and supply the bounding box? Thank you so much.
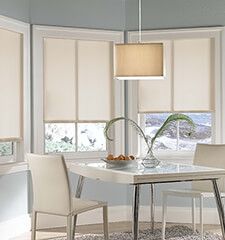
[0,162,28,175]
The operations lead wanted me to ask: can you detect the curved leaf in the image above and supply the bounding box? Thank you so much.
[150,113,195,151]
[104,117,150,149]
[104,114,195,155]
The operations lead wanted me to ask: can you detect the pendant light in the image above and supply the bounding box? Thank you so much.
[114,0,164,80]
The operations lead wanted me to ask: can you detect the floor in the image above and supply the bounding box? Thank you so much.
[12,222,222,240]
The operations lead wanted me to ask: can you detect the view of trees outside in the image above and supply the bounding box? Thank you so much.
[45,123,106,153]
[77,123,106,151]
[0,142,13,156]
[142,113,211,152]
[45,123,76,153]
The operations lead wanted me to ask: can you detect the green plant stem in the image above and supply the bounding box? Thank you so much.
[104,114,195,155]
[104,117,151,150]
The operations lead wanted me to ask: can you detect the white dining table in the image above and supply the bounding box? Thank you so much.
[69,161,225,240]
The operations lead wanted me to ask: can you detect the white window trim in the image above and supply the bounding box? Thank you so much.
[0,15,31,165]
[127,27,225,159]
[32,25,124,160]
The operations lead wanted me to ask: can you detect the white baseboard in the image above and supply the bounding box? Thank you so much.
[0,205,221,239]
[0,214,30,240]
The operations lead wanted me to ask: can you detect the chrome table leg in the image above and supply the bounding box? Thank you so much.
[73,176,85,238]
[132,184,140,240]
[212,179,225,239]
[150,184,155,233]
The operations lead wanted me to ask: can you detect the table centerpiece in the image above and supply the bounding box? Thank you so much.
[104,113,195,168]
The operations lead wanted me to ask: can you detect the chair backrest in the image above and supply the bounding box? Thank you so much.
[27,154,71,215]
[192,143,225,192]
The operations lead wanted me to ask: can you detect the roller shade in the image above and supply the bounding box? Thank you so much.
[44,38,76,122]
[0,28,23,141]
[173,38,213,111]
[138,41,172,112]
[78,41,112,121]
[138,78,172,113]
[138,38,213,113]
[44,38,113,122]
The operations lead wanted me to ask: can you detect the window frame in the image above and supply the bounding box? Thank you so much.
[44,122,108,154]
[0,15,30,164]
[127,27,225,159]
[138,112,213,156]
[32,25,125,160]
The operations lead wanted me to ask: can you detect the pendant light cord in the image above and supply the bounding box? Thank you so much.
[138,0,142,43]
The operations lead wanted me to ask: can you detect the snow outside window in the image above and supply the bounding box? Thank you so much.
[140,113,211,154]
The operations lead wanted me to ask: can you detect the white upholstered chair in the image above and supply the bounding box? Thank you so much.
[28,154,109,240]
[162,144,225,240]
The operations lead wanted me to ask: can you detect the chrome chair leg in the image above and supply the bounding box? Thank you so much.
[192,197,196,232]
[199,196,203,240]
[162,193,167,240]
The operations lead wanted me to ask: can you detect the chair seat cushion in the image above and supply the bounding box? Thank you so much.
[72,198,106,215]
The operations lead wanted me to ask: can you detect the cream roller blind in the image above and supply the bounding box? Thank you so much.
[138,41,172,113]
[44,38,76,122]
[44,38,113,122]
[77,40,112,121]
[173,38,213,111]
[138,78,172,113]
[0,28,22,140]
[138,38,213,113]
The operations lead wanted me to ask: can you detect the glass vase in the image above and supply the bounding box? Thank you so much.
[142,149,160,168]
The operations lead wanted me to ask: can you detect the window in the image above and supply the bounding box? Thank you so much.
[140,113,212,154]
[77,123,106,152]
[42,38,111,154]
[45,123,76,153]
[33,26,124,157]
[45,122,106,153]
[127,28,222,156]
[43,39,110,154]
[0,16,30,164]
[137,38,213,155]
[0,142,13,157]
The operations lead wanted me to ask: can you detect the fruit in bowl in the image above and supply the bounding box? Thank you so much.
[107,154,135,161]
[101,154,136,167]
